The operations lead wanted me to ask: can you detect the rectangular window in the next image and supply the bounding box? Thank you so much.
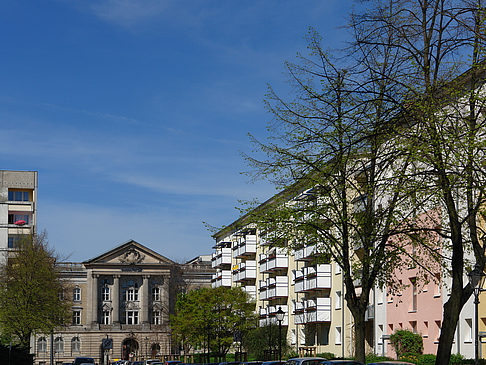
[103,311,111,325]
[335,326,342,345]
[410,321,417,334]
[73,288,81,302]
[8,235,21,248]
[335,291,342,309]
[411,278,417,311]
[102,287,110,301]
[423,321,429,338]
[126,288,139,301]
[8,190,30,202]
[434,274,441,297]
[8,214,29,225]
[126,310,139,325]
[152,287,160,301]
[72,310,81,325]
[465,318,473,343]
[152,310,161,325]
[317,325,330,345]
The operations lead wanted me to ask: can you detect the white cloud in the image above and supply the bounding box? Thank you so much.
[89,0,171,27]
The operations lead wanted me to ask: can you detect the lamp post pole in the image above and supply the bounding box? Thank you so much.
[276,307,285,362]
[468,267,485,365]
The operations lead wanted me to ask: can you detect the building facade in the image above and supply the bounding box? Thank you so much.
[212,196,478,360]
[0,170,37,262]
[212,224,355,358]
[33,240,214,365]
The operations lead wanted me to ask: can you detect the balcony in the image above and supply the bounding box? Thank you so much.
[211,247,232,268]
[232,234,257,258]
[266,276,288,299]
[267,248,288,271]
[232,261,257,282]
[211,270,231,288]
[295,244,316,261]
[305,264,332,290]
[305,297,331,323]
[243,285,257,300]
[259,280,268,300]
[294,301,306,325]
[294,269,306,293]
[293,298,331,324]
[259,253,268,273]
[266,305,289,326]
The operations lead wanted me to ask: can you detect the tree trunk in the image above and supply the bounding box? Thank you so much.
[353,310,366,363]
[435,289,464,364]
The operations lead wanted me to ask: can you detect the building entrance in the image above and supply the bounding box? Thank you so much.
[122,338,139,360]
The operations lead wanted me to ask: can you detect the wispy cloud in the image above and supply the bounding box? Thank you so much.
[89,0,171,27]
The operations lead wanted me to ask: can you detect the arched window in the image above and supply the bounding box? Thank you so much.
[73,287,81,302]
[37,337,47,353]
[71,337,80,353]
[54,337,64,353]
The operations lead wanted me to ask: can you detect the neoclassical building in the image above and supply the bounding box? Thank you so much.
[33,240,213,365]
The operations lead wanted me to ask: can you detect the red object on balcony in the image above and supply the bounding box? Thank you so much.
[14,220,26,226]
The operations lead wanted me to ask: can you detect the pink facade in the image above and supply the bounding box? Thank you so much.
[386,210,443,356]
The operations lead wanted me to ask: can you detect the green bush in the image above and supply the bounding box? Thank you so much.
[417,354,435,365]
[365,354,392,363]
[390,330,424,358]
[449,353,464,364]
[317,352,336,360]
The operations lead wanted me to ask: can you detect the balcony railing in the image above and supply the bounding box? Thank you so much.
[211,247,232,268]
[232,261,257,282]
[294,244,316,261]
[293,298,331,324]
[232,234,257,258]
[267,248,288,271]
[211,270,232,288]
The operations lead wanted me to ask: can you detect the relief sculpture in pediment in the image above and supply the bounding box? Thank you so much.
[119,248,145,264]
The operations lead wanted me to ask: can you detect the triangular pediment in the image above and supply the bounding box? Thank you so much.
[83,240,175,267]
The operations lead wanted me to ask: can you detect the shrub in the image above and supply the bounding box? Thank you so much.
[390,330,424,358]
[449,353,464,364]
[417,354,435,365]
[317,352,336,360]
[365,354,392,363]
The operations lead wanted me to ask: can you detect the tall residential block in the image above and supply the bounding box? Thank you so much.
[0,170,37,260]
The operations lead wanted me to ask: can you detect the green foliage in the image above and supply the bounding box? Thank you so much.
[0,233,70,349]
[243,323,289,360]
[449,354,465,364]
[170,286,256,361]
[316,352,336,360]
[365,354,392,363]
[416,354,436,365]
[390,330,423,359]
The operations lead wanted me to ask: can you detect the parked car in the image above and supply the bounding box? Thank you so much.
[73,357,96,365]
[286,357,326,365]
[368,360,414,365]
[319,361,364,365]
[262,362,285,365]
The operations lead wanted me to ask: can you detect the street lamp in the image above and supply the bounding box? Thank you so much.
[468,266,486,365]
[275,307,285,362]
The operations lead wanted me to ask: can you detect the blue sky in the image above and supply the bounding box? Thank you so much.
[0,0,351,262]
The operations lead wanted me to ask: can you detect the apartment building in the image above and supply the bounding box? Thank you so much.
[212,194,479,359]
[0,170,37,262]
[212,222,354,358]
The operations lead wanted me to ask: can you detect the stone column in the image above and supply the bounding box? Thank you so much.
[113,275,120,324]
[92,274,99,325]
[142,275,150,324]
[86,272,93,324]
